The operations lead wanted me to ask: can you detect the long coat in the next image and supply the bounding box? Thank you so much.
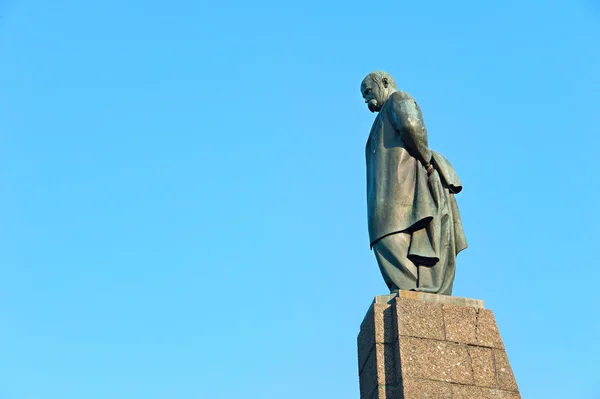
[365,91,467,267]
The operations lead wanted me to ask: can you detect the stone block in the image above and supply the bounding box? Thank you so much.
[360,343,399,399]
[398,336,473,384]
[359,302,396,373]
[452,386,500,399]
[402,378,452,399]
[494,349,519,392]
[376,343,399,387]
[443,304,477,345]
[468,346,497,388]
[497,392,521,399]
[374,303,396,343]
[358,306,376,374]
[375,294,399,304]
[476,309,504,349]
[360,348,378,399]
[452,386,521,399]
[395,297,444,340]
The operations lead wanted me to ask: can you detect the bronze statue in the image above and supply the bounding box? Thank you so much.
[361,71,467,295]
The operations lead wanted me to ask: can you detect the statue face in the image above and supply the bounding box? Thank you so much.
[361,77,386,113]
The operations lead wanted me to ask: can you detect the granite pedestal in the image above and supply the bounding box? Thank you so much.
[357,291,520,399]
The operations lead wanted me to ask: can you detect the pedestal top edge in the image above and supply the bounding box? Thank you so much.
[373,290,484,308]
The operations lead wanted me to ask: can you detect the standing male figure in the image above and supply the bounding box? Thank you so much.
[361,71,467,295]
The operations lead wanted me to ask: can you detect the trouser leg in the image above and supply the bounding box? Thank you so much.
[412,215,456,295]
[372,232,418,292]
[417,249,455,295]
[415,259,451,295]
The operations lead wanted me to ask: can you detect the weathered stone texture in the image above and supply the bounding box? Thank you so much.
[359,343,399,398]
[468,346,497,388]
[443,304,478,345]
[399,336,473,384]
[494,349,519,392]
[402,378,452,399]
[476,309,504,349]
[358,302,396,373]
[395,297,444,340]
[452,385,521,399]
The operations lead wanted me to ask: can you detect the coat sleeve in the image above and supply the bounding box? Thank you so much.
[389,92,432,167]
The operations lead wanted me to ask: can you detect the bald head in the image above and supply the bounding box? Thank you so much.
[360,71,398,113]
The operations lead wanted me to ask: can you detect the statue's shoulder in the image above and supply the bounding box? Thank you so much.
[387,91,418,115]
[387,91,423,122]
[390,90,415,102]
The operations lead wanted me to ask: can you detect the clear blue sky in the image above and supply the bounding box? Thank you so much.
[1,0,599,398]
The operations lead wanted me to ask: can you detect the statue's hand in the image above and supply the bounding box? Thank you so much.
[425,163,434,176]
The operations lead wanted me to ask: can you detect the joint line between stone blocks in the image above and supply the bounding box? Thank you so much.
[475,308,480,343]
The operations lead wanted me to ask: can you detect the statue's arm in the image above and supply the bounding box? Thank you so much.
[390,93,432,168]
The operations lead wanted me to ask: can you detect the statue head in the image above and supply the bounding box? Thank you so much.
[360,71,398,113]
